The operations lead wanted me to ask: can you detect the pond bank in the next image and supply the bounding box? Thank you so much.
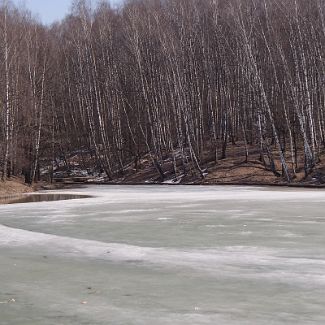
[1,172,325,201]
[0,178,35,198]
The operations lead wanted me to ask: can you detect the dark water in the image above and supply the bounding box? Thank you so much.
[0,193,92,205]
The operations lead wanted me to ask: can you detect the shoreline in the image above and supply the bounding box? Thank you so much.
[87,181,325,189]
[1,177,325,200]
[42,179,325,190]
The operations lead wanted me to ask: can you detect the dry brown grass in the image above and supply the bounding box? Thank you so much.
[0,177,34,198]
[115,142,325,186]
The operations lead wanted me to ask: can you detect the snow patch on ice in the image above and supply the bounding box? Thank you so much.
[0,224,325,286]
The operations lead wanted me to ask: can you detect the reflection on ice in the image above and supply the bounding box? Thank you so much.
[0,193,92,205]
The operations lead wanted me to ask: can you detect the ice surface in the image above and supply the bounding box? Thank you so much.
[0,185,325,324]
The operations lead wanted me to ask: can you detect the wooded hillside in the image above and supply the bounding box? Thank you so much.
[0,0,324,184]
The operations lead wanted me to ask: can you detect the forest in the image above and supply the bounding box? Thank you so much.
[0,0,324,184]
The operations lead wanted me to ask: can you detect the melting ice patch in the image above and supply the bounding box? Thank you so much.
[0,224,325,287]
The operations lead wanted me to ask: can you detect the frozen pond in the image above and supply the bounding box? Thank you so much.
[0,185,324,324]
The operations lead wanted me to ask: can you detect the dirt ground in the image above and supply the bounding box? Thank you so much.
[0,177,35,198]
[202,145,325,186]
[112,143,325,187]
[2,143,325,194]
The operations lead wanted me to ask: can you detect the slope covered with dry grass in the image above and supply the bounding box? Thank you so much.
[0,177,34,197]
